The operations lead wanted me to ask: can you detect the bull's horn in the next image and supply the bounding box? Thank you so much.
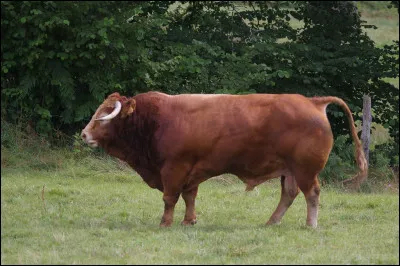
[95,101,122,121]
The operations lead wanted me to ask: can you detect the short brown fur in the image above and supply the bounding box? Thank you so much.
[81,92,367,227]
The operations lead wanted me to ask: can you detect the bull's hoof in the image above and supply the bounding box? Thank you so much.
[266,219,280,226]
[181,219,197,226]
[306,222,318,229]
[160,222,172,228]
[160,219,173,227]
[245,184,255,191]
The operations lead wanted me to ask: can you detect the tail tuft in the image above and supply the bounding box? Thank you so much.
[342,143,368,190]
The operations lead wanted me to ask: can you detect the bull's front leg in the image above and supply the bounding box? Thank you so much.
[159,162,191,227]
[181,186,198,225]
[160,192,180,227]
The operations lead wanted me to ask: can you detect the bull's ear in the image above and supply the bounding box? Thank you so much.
[121,99,136,118]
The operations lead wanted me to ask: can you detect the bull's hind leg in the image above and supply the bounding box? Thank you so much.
[300,177,320,228]
[266,175,300,225]
[181,186,198,226]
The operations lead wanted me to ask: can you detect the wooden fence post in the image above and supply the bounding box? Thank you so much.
[361,95,372,166]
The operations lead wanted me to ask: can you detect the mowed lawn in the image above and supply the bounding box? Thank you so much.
[1,158,398,265]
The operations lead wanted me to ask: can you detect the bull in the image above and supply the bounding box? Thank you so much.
[81,91,367,228]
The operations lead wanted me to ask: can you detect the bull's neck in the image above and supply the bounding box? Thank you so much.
[108,111,161,170]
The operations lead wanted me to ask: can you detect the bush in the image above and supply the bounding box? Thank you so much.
[319,135,357,184]
[370,142,399,168]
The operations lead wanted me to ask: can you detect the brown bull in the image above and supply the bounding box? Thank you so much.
[81,91,367,228]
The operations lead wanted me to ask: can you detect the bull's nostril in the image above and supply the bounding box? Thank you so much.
[81,132,86,140]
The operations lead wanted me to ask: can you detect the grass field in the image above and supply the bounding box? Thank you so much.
[1,156,399,265]
[358,1,399,44]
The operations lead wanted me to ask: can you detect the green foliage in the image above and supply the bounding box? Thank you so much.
[71,131,107,158]
[370,141,399,168]
[287,2,398,147]
[1,1,398,157]
[319,131,399,184]
[319,135,357,183]
[72,132,93,156]
[1,1,157,135]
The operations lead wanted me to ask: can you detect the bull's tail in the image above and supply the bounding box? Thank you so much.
[311,96,368,190]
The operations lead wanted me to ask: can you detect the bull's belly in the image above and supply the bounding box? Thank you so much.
[191,153,290,190]
[236,169,290,191]
[177,140,293,190]
[228,157,290,190]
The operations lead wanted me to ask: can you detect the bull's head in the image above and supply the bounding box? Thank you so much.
[81,92,136,148]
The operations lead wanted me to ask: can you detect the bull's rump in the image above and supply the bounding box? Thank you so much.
[155,93,333,179]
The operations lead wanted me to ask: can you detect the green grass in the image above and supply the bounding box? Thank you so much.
[1,154,399,265]
[357,1,399,58]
